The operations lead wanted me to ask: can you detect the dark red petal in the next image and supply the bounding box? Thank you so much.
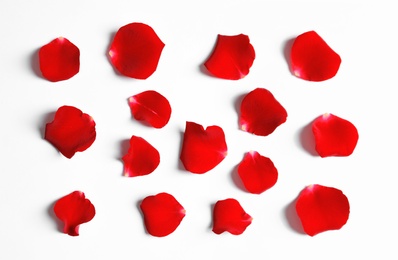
[295,184,350,236]
[204,34,255,80]
[39,37,80,82]
[180,121,227,174]
[237,151,278,194]
[290,31,341,81]
[312,113,359,157]
[109,23,165,79]
[44,106,96,158]
[140,192,186,237]
[53,191,95,236]
[240,88,287,136]
[212,198,252,235]
[128,90,171,128]
[122,135,160,177]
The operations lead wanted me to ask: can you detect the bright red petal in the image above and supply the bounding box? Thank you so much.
[39,37,80,82]
[53,191,95,236]
[312,113,359,157]
[109,23,165,79]
[237,151,278,194]
[180,121,227,174]
[122,135,160,177]
[44,106,96,158]
[295,184,350,236]
[290,31,341,81]
[128,90,171,128]
[140,192,186,237]
[240,88,287,136]
[204,34,255,80]
[212,198,252,235]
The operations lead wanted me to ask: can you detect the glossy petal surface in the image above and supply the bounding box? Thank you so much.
[180,121,227,174]
[290,31,341,81]
[296,184,350,236]
[122,135,160,177]
[204,34,255,80]
[39,37,80,82]
[140,193,186,237]
[212,198,252,235]
[240,88,287,136]
[128,90,171,128]
[312,113,359,157]
[54,191,95,236]
[237,151,278,194]
[45,106,96,158]
[109,22,165,79]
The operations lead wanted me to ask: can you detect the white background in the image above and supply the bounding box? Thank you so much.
[1,0,397,259]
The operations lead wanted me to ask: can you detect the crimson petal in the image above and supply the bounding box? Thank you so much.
[204,34,255,80]
[212,198,252,235]
[140,192,186,237]
[290,31,341,81]
[44,106,96,158]
[109,23,165,79]
[39,37,80,82]
[295,184,350,236]
[128,90,171,128]
[122,135,160,177]
[53,191,95,236]
[180,121,227,174]
[237,151,278,194]
[240,88,287,136]
[312,113,359,157]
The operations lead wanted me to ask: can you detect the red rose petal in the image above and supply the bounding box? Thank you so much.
[109,23,165,79]
[240,88,287,136]
[140,192,186,237]
[39,37,80,82]
[237,151,278,194]
[212,198,252,235]
[312,113,359,157]
[128,90,171,128]
[295,184,350,236]
[122,135,160,177]
[44,106,96,158]
[53,191,95,236]
[290,31,341,81]
[204,34,255,80]
[180,121,227,174]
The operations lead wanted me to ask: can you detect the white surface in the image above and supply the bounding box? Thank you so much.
[1,0,397,259]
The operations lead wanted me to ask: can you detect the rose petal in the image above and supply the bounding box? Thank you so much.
[44,106,96,158]
[290,31,341,81]
[212,198,252,235]
[140,192,186,237]
[204,34,255,80]
[39,37,80,82]
[128,90,171,128]
[240,88,287,136]
[108,22,165,79]
[180,121,227,174]
[237,151,278,194]
[295,184,350,236]
[122,135,160,177]
[312,113,359,157]
[53,191,95,236]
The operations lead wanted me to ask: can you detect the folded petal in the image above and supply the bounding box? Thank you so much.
[240,88,287,136]
[39,37,80,82]
[204,34,255,80]
[109,22,165,79]
[295,184,350,236]
[180,121,227,174]
[44,106,96,158]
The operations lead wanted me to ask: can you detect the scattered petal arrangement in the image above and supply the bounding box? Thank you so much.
[38,24,358,236]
